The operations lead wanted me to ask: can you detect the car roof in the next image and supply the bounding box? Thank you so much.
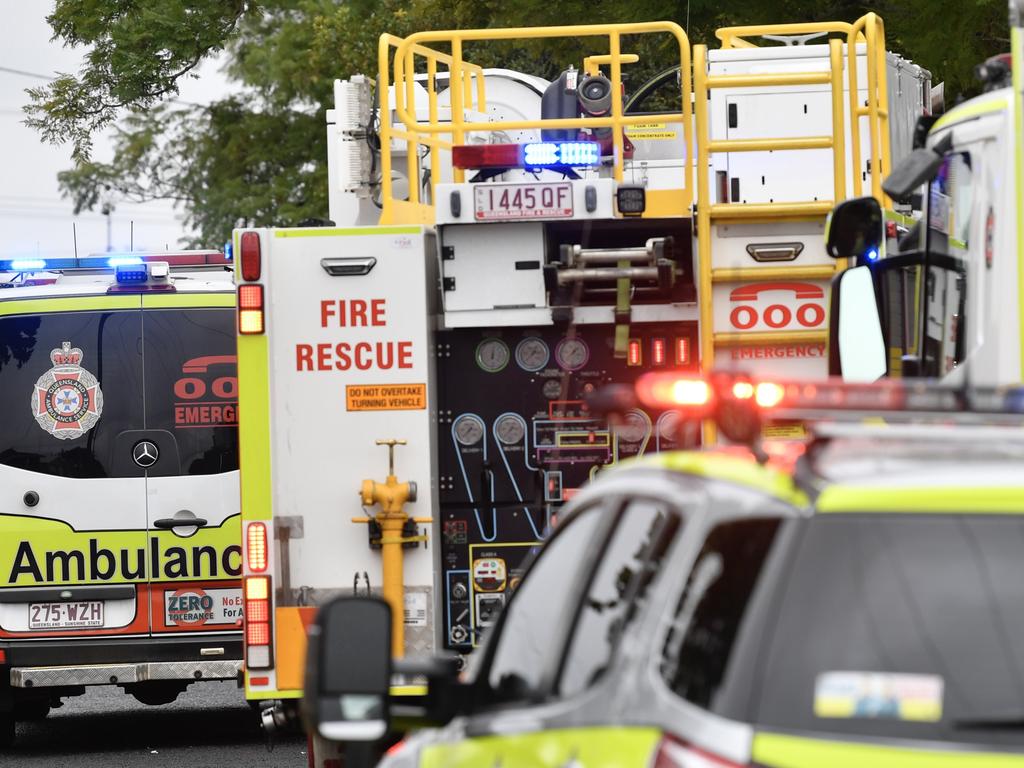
[0,270,235,300]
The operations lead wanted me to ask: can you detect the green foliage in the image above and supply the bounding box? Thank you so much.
[28,0,1013,248]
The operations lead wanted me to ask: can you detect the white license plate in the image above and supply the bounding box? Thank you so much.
[474,182,573,221]
[29,601,103,629]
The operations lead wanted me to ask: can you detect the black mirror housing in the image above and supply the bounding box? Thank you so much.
[882,132,953,201]
[825,197,884,262]
[303,596,393,742]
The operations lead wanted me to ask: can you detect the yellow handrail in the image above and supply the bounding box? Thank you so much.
[377,22,693,224]
[716,21,864,49]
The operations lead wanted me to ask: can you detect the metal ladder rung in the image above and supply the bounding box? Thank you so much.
[706,71,832,89]
[708,136,833,153]
[708,201,834,221]
[714,330,828,346]
[712,265,838,282]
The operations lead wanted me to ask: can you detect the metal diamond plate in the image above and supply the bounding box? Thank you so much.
[11,660,241,688]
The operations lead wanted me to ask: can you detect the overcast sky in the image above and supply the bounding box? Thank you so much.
[0,3,228,260]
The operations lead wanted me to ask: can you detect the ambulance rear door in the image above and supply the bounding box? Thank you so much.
[138,292,243,642]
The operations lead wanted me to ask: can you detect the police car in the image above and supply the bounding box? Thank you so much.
[0,254,242,746]
[305,373,1024,767]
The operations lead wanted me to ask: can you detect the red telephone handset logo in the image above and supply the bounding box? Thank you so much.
[174,355,238,400]
[729,282,825,330]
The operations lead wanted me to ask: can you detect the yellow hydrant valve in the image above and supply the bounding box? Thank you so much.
[352,439,430,659]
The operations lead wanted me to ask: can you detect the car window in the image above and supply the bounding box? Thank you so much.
[484,507,603,703]
[558,498,681,697]
[757,514,1024,747]
[0,310,144,478]
[659,517,783,712]
[142,307,238,475]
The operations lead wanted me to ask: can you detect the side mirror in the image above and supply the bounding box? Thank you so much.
[303,597,392,742]
[825,197,884,262]
[882,132,953,201]
[829,266,887,382]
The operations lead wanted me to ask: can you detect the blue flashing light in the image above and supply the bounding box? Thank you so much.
[108,256,144,267]
[10,259,47,271]
[114,263,148,284]
[522,141,601,168]
[865,247,880,262]
[223,241,233,261]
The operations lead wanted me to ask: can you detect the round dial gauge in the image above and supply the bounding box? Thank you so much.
[475,339,510,373]
[453,415,485,446]
[555,338,590,371]
[495,414,526,445]
[615,411,648,444]
[658,411,682,441]
[515,337,550,372]
[542,379,563,400]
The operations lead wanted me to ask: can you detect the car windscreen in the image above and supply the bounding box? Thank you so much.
[0,310,143,478]
[662,514,1024,747]
[142,307,238,475]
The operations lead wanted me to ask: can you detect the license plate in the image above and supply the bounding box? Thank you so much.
[474,182,573,221]
[29,601,103,630]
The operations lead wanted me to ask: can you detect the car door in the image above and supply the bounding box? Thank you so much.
[138,293,242,638]
[0,296,150,641]
[417,495,682,768]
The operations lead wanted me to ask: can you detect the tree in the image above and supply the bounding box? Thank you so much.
[27,0,1012,247]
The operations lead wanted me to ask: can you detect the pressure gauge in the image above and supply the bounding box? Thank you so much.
[615,411,648,443]
[658,411,682,441]
[555,338,589,371]
[495,414,526,445]
[453,414,485,446]
[515,337,550,372]
[542,379,563,399]
[475,339,510,373]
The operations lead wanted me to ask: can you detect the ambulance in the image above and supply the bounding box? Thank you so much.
[0,253,242,746]
[233,14,934,757]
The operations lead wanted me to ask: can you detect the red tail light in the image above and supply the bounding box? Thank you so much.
[653,734,749,768]
[238,284,265,335]
[637,374,713,411]
[239,232,261,281]
[676,337,691,365]
[244,575,273,669]
[247,522,268,572]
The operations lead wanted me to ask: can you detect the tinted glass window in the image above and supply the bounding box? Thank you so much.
[660,518,782,711]
[559,499,681,697]
[486,509,602,702]
[0,310,143,478]
[142,308,238,475]
[757,515,1024,746]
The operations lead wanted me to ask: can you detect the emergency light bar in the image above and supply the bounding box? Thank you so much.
[452,141,601,170]
[634,372,1024,445]
[0,251,230,273]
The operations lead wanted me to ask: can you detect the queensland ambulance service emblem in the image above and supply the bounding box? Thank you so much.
[31,342,104,440]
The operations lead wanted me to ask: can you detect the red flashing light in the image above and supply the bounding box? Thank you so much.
[652,338,667,366]
[246,599,269,623]
[453,143,523,170]
[249,676,270,686]
[238,284,264,335]
[247,522,268,572]
[246,621,270,646]
[627,339,642,367]
[239,232,261,281]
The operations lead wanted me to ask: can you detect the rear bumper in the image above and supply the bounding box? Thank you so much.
[11,659,241,688]
[3,632,242,689]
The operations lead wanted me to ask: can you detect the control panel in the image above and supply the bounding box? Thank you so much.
[436,322,698,651]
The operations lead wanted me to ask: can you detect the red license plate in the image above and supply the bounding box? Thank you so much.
[474,182,573,221]
[29,601,104,629]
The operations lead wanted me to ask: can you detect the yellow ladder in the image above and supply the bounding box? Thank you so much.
[693,15,891,419]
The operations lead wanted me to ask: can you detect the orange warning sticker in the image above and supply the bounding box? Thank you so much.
[346,383,426,411]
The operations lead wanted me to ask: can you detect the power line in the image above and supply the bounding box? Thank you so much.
[0,65,54,81]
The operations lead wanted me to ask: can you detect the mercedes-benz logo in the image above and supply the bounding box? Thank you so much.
[132,440,159,468]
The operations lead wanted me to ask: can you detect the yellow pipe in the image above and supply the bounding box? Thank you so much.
[450,37,465,184]
[584,53,639,76]
[708,136,833,153]
[405,48,419,206]
[427,59,440,197]
[864,16,881,201]
[708,201,834,220]
[380,515,406,659]
[706,71,831,88]
[714,330,828,346]
[829,38,847,204]
[694,44,715,444]
[715,21,860,49]
[712,265,838,281]
[846,25,863,198]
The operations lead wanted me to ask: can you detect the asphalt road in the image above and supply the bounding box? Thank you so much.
[0,682,307,768]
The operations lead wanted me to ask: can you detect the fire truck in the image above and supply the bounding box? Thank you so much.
[233,14,933,749]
